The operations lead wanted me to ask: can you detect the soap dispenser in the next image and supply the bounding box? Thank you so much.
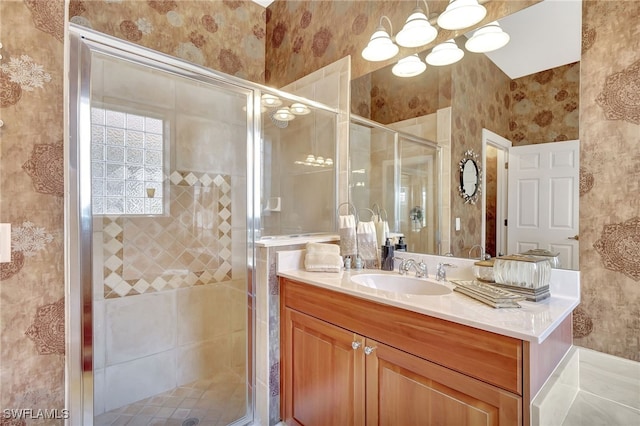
[395,236,407,252]
[381,238,394,271]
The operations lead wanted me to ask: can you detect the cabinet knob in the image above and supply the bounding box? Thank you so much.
[364,346,376,355]
[351,341,362,350]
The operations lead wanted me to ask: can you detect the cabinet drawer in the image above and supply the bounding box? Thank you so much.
[282,278,523,395]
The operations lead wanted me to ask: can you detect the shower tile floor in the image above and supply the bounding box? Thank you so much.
[95,372,246,426]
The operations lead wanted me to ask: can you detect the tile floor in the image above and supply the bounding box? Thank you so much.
[562,391,640,426]
[533,346,640,426]
[95,372,247,426]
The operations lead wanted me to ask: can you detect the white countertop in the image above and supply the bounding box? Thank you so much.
[278,267,580,344]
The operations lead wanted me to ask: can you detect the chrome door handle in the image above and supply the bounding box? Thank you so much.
[364,346,376,355]
[568,235,579,241]
[352,341,362,350]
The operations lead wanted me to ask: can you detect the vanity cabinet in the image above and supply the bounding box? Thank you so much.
[281,278,523,425]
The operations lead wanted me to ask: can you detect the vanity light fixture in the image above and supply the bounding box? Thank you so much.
[261,93,283,107]
[273,107,295,121]
[392,54,427,77]
[425,39,464,66]
[361,16,399,62]
[395,0,438,48]
[295,154,334,167]
[289,102,311,115]
[437,0,487,31]
[465,21,510,53]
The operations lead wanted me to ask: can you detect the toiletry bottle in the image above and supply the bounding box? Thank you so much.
[381,238,394,271]
[354,255,363,270]
[395,236,407,252]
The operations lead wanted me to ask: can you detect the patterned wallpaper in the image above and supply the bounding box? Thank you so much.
[510,62,580,145]
[575,0,640,360]
[265,0,539,88]
[71,0,267,83]
[0,0,66,421]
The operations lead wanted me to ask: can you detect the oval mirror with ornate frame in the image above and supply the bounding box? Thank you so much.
[458,149,482,205]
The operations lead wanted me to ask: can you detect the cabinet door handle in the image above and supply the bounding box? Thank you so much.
[364,346,376,355]
[352,341,362,350]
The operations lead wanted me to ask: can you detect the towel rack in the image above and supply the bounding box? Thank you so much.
[337,202,358,221]
[358,208,376,222]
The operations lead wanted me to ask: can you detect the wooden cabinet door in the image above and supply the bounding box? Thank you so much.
[282,308,365,426]
[365,339,522,426]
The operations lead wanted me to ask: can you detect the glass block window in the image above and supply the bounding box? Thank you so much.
[91,107,165,215]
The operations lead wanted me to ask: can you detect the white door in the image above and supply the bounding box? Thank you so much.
[507,140,579,269]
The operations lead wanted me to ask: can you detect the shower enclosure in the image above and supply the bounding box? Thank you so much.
[68,25,339,426]
[67,26,264,426]
[349,115,441,254]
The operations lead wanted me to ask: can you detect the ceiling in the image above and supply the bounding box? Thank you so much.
[251,0,275,7]
[469,0,582,79]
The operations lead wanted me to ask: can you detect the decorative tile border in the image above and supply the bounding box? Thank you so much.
[102,171,232,298]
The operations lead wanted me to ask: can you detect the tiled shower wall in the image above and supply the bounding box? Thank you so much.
[91,172,245,414]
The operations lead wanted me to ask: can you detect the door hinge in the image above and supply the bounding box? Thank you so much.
[505,162,509,169]
[504,219,508,226]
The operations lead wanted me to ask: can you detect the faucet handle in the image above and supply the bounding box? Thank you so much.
[436,262,456,281]
[415,260,428,278]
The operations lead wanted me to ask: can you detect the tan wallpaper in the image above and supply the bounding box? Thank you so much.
[72,0,267,83]
[510,62,580,145]
[0,0,66,420]
[265,0,539,88]
[575,0,640,361]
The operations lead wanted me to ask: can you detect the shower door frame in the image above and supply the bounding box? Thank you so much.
[66,24,265,425]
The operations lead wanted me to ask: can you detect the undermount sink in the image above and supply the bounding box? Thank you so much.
[351,274,453,296]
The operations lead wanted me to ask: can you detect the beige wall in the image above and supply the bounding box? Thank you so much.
[1,1,66,417]
[575,0,640,360]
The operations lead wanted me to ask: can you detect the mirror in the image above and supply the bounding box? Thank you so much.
[349,0,581,268]
[458,150,481,204]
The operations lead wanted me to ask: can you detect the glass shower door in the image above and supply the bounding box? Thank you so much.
[397,135,440,254]
[84,48,253,425]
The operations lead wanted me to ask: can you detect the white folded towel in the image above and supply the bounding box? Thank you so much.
[339,214,357,257]
[304,252,343,273]
[306,242,340,255]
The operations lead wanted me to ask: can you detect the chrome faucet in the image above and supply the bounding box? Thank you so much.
[436,262,457,282]
[468,244,486,260]
[397,258,428,278]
